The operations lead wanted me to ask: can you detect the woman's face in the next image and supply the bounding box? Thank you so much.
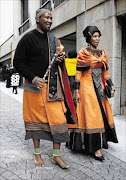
[90,32,100,48]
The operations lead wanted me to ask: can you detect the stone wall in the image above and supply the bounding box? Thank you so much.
[51,0,85,29]
[116,0,126,16]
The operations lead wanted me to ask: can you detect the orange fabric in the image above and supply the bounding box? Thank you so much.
[68,48,115,131]
[102,69,110,81]
[23,84,67,126]
[75,70,82,81]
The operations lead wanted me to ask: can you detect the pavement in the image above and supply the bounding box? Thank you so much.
[0,82,126,180]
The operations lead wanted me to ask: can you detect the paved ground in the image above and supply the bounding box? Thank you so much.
[0,82,126,180]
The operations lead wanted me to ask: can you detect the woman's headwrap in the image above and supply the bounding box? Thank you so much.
[83,26,102,38]
[35,8,51,19]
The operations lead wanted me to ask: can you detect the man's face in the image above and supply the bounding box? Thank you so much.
[38,13,52,33]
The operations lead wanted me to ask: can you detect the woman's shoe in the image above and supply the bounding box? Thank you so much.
[52,156,70,169]
[93,154,105,162]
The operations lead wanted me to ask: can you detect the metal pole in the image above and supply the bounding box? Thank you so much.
[11,43,13,65]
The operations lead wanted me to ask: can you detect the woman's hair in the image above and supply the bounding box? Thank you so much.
[85,36,91,44]
[68,50,77,58]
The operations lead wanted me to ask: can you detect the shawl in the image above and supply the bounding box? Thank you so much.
[77,48,109,70]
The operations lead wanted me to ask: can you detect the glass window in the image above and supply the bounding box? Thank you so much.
[54,0,66,8]
[21,0,28,23]
[40,0,66,10]
[40,0,51,10]
[19,0,29,35]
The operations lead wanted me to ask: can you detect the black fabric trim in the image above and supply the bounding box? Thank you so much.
[67,128,118,153]
[25,130,53,141]
[25,130,70,143]
[53,132,70,143]
[77,66,90,71]
[67,132,101,153]
[92,78,118,143]
[84,133,101,153]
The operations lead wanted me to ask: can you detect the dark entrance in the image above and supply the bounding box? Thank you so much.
[60,32,76,57]
[119,15,126,114]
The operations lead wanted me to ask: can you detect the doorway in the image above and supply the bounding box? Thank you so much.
[120,15,126,114]
[60,32,76,57]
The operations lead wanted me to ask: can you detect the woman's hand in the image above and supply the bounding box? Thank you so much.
[34,77,47,89]
[75,89,80,104]
[111,86,115,97]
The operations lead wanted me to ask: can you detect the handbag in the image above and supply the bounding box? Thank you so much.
[104,85,111,98]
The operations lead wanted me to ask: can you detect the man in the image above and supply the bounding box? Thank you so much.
[5,64,12,88]
[13,8,70,168]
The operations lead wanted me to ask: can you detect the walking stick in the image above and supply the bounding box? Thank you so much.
[43,44,65,80]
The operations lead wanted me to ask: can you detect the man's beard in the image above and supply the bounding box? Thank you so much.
[39,24,49,33]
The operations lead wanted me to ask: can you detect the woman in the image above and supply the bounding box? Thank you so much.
[10,68,20,94]
[67,26,118,161]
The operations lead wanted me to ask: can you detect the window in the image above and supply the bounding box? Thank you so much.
[22,0,28,23]
[40,0,52,10]
[19,0,29,35]
[54,0,66,8]
[40,0,66,10]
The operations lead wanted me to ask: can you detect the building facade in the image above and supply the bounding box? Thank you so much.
[0,0,126,115]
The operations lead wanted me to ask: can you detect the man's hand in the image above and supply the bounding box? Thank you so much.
[34,77,47,89]
[57,55,65,63]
